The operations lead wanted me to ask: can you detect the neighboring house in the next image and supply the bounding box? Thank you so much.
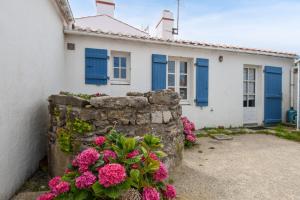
[0,0,73,199]
[64,0,297,128]
[0,0,298,199]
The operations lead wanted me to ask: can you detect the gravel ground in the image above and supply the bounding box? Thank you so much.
[171,134,300,200]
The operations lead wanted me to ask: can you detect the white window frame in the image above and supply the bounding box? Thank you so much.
[167,58,191,103]
[243,67,256,107]
[110,51,131,84]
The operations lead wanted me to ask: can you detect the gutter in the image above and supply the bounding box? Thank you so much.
[64,28,297,59]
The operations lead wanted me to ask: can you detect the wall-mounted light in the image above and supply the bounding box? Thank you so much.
[219,56,223,62]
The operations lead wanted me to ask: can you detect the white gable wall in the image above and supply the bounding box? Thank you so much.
[64,34,294,128]
[0,1,66,199]
[75,16,148,36]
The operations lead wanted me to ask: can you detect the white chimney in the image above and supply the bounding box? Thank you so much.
[95,0,115,17]
[155,10,174,40]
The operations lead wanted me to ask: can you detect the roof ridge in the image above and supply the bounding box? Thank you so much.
[75,14,149,35]
[67,26,297,58]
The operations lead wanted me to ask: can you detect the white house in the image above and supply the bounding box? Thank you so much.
[64,0,297,129]
[0,0,298,199]
[0,0,73,199]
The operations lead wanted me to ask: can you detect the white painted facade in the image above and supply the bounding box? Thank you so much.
[0,0,71,199]
[64,33,295,128]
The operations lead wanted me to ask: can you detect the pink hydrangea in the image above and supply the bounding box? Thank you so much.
[153,162,168,182]
[73,148,100,173]
[186,134,196,142]
[103,150,117,163]
[126,150,140,159]
[53,181,70,195]
[95,136,106,146]
[37,192,56,200]
[163,185,177,199]
[142,187,160,200]
[75,171,97,189]
[98,164,126,188]
[48,176,61,191]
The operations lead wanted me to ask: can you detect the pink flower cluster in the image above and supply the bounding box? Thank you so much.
[163,184,177,199]
[153,162,168,182]
[103,150,117,163]
[98,164,126,187]
[142,187,160,200]
[75,171,97,189]
[181,116,197,143]
[126,150,140,158]
[72,148,100,173]
[38,176,70,199]
[37,192,56,200]
[95,136,106,146]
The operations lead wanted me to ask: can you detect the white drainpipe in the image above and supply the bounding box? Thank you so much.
[290,69,294,108]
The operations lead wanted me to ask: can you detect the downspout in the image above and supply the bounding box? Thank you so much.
[290,68,294,109]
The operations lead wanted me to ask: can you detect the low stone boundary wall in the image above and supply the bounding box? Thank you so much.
[48,90,184,176]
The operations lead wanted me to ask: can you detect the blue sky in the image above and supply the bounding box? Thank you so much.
[69,0,300,55]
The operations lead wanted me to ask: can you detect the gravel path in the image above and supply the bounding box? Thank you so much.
[171,134,300,200]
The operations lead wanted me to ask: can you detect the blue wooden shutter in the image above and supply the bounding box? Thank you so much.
[264,66,282,124]
[152,54,167,91]
[85,48,108,85]
[195,58,209,106]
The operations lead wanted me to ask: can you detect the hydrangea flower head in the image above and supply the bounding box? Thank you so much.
[142,187,160,200]
[95,136,106,146]
[163,184,177,199]
[103,150,117,163]
[73,148,100,173]
[48,176,61,191]
[186,134,196,142]
[37,192,56,200]
[98,164,126,187]
[126,150,140,159]
[75,171,97,189]
[153,162,168,182]
[53,181,70,195]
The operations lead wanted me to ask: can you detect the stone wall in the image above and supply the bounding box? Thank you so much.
[48,90,184,176]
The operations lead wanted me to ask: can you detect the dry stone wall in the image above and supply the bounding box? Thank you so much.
[48,90,184,176]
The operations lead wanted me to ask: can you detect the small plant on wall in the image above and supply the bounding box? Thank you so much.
[38,130,177,200]
[181,117,197,147]
[56,106,93,153]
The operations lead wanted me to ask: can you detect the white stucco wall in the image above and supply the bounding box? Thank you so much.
[64,34,294,129]
[0,1,66,199]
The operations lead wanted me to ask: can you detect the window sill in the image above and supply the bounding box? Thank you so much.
[180,101,191,105]
[110,80,130,85]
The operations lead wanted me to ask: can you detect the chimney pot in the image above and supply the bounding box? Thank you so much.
[95,0,115,17]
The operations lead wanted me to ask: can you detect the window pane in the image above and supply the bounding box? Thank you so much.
[248,95,255,107]
[168,74,175,86]
[114,57,119,67]
[249,68,255,80]
[121,57,126,68]
[121,68,126,79]
[168,61,175,73]
[180,75,187,87]
[248,82,255,94]
[180,62,187,73]
[113,67,119,78]
[180,88,187,100]
[243,68,248,80]
[243,95,247,107]
[243,82,248,94]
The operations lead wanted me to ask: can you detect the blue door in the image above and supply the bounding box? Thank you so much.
[264,66,282,124]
